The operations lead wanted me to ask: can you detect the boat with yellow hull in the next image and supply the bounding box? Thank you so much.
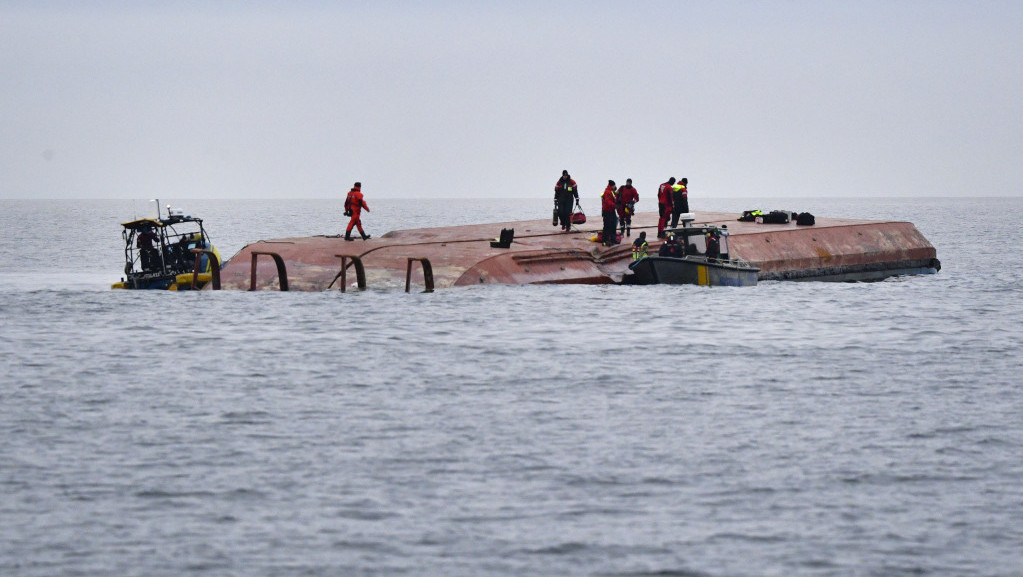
[111,203,220,290]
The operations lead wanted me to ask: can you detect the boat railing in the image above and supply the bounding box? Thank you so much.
[249,251,289,291]
[405,258,435,293]
[190,249,221,290]
[330,254,367,292]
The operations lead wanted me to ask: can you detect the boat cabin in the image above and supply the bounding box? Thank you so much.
[663,223,731,261]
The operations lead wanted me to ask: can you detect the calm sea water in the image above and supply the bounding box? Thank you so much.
[2,196,1022,577]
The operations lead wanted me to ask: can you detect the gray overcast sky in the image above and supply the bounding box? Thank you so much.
[2,1,1021,199]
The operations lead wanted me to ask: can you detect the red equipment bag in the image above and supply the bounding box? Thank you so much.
[571,208,586,225]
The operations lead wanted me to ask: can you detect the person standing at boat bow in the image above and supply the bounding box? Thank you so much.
[554,170,579,231]
[344,182,371,241]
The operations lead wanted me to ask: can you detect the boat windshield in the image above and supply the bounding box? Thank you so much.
[676,228,728,259]
[683,232,706,256]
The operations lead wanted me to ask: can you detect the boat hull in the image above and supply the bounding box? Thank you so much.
[112,273,212,290]
[627,256,759,287]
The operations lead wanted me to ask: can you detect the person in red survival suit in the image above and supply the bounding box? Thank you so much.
[344,182,371,241]
[657,177,675,238]
[601,180,619,246]
[616,177,639,237]
[554,170,580,231]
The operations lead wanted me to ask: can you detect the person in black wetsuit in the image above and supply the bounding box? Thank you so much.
[670,177,689,228]
[137,226,159,271]
[554,170,579,231]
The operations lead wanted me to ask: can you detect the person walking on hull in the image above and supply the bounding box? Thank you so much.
[670,177,689,228]
[657,177,675,238]
[617,178,639,237]
[344,182,371,241]
[554,170,579,231]
[601,180,619,246]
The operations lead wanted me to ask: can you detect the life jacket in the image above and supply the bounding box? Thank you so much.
[345,188,364,214]
[738,209,763,222]
[555,178,576,194]
[632,238,648,259]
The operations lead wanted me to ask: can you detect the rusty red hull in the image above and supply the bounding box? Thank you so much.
[214,211,938,291]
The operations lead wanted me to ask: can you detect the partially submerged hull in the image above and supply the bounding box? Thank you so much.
[211,210,939,291]
[627,256,759,286]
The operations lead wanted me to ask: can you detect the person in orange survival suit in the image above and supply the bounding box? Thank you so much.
[344,182,371,241]
[616,177,639,237]
[657,177,675,238]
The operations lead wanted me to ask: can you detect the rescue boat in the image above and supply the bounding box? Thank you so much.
[626,223,759,287]
[111,203,220,290]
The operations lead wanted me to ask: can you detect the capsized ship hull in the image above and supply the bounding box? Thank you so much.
[212,211,939,291]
